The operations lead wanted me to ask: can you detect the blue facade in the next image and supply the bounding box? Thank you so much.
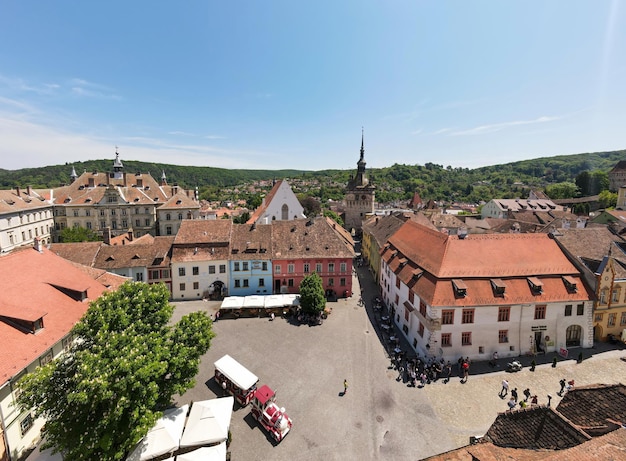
[228,259,273,296]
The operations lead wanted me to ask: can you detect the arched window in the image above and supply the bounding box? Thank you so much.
[281,204,289,220]
[566,325,582,347]
[166,213,171,221]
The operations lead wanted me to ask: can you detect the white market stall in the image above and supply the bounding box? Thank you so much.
[126,405,188,461]
[176,443,226,461]
[179,397,233,448]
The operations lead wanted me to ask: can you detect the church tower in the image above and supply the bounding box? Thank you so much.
[344,131,375,234]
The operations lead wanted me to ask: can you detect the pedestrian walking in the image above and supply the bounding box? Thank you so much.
[523,388,531,401]
[507,397,516,410]
[343,379,348,394]
[511,387,518,402]
[462,360,469,382]
[500,379,509,397]
[558,378,566,396]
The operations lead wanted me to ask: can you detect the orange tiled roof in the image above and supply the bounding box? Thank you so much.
[383,220,591,307]
[51,170,177,206]
[0,188,51,213]
[0,247,109,386]
[159,191,200,210]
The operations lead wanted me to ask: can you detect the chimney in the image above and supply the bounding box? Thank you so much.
[16,186,21,197]
[27,185,33,196]
[33,237,43,253]
[104,227,111,245]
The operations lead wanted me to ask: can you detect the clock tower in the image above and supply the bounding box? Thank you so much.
[344,131,375,234]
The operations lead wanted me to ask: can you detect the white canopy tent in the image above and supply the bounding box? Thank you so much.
[126,405,188,461]
[242,295,265,308]
[176,443,226,461]
[220,294,300,310]
[219,297,244,309]
[179,397,233,448]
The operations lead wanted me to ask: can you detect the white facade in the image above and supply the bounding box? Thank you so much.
[0,333,73,460]
[170,259,229,300]
[481,198,562,219]
[0,189,54,254]
[380,260,594,363]
[253,180,306,224]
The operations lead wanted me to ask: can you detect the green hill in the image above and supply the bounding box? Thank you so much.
[1,149,624,205]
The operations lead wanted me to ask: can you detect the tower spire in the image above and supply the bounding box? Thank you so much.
[360,127,365,161]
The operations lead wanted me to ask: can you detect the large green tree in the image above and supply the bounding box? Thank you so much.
[299,273,326,315]
[17,282,214,461]
[60,225,101,242]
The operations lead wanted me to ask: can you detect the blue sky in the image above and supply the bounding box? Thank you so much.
[1,1,625,172]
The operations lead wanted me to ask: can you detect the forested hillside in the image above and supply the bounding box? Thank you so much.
[1,149,624,205]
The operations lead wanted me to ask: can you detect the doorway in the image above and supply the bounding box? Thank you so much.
[534,331,544,354]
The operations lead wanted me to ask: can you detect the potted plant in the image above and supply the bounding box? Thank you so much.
[530,360,536,372]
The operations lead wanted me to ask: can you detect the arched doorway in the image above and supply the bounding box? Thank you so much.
[566,325,582,347]
[208,280,225,300]
[593,324,603,342]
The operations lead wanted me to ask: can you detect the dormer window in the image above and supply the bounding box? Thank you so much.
[491,278,506,297]
[562,276,578,293]
[398,258,408,267]
[528,277,543,295]
[452,279,467,298]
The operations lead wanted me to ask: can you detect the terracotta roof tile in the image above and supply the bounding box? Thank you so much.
[556,383,626,434]
[382,221,592,307]
[485,406,591,450]
[271,217,355,259]
[174,220,232,245]
[159,191,200,210]
[0,247,108,386]
[230,223,272,260]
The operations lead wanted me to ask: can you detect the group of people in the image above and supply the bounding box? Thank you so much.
[501,380,546,409]
[391,355,461,387]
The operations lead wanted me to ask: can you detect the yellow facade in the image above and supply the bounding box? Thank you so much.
[593,257,626,341]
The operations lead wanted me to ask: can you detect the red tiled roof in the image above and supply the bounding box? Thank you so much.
[382,221,591,307]
[0,247,109,386]
[389,221,578,278]
[174,220,232,245]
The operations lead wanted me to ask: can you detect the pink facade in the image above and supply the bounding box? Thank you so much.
[272,257,353,298]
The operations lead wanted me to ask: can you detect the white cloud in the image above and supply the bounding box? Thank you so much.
[449,115,560,136]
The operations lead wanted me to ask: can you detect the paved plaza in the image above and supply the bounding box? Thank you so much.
[172,269,626,461]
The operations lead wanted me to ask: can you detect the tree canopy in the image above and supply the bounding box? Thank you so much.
[17,282,214,461]
[60,225,101,242]
[299,273,326,315]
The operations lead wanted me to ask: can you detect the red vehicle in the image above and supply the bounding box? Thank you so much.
[250,384,293,443]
